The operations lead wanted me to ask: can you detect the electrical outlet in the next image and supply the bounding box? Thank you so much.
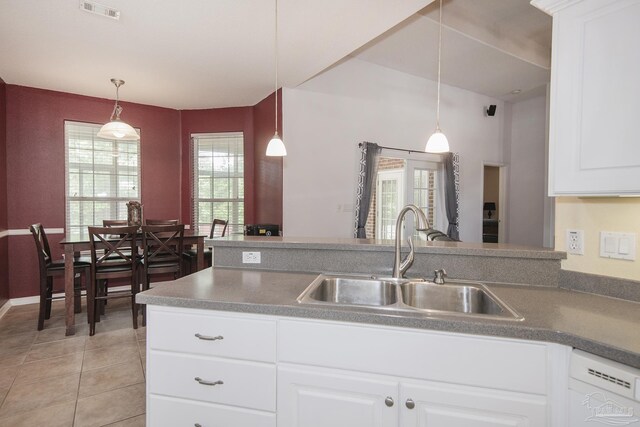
[242,251,261,264]
[566,229,584,255]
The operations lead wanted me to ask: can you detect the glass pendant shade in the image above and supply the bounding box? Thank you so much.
[425,129,449,153]
[266,132,287,156]
[97,119,140,140]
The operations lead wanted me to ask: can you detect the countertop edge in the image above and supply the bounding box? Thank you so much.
[136,289,640,369]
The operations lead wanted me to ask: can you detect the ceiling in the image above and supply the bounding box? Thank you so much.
[0,0,551,109]
[354,0,552,102]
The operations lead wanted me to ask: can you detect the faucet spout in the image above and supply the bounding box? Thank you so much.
[392,204,430,279]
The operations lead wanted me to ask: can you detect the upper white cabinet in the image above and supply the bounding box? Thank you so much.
[534,0,640,195]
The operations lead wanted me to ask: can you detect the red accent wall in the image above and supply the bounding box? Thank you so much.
[3,85,283,299]
[5,85,181,298]
[253,90,283,226]
[0,78,8,308]
[179,108,256,226]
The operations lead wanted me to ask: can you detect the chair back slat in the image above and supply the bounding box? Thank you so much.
[145,219,179,226]
[103,219,128,227]
[29,223,52,276]
[210,219,228,238]
[142,224,185,265]
[88,226,138,268]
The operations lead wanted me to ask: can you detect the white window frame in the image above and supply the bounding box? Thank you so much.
[191,132,244,236]
[64,121,141,234]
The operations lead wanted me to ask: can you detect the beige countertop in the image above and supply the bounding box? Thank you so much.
[137,267,640,369]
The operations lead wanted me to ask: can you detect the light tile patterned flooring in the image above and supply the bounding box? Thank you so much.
[0,298,146,426]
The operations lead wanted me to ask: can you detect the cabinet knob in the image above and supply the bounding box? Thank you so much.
[385,396,394,407]
[406,398,415,409]
[194,333,223,341]
[195,424,202,427]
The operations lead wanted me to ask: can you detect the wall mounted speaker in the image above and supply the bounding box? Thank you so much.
[486,105,497,117]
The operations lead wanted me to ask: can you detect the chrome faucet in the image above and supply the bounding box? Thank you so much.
[392,204,430,279]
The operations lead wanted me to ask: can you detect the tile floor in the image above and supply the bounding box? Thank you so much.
[0,298,146,426]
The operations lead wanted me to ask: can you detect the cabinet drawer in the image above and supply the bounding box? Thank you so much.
[149,351,276,411]
[148,395,276,427]
[148,307,276,362]
[278,319,548,394]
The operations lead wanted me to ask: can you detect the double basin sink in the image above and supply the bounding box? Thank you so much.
[297,275,521,320]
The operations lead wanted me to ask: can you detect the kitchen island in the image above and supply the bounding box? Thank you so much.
[137,262,640,427]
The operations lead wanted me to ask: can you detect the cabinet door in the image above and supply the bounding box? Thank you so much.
[400,381,547,427]
[278,364,399,427]
[546,0,640,195]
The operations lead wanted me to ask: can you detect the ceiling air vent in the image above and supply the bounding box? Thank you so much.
[79,1,121,21]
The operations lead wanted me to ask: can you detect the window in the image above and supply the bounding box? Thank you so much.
[64,121,141,234]
[192,133,244,236]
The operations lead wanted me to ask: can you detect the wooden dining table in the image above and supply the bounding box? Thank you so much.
[59,229,207,336]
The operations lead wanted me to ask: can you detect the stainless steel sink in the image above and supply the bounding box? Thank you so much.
[297,274,521,319]
[400,281,511,316]
[298,276,398,307]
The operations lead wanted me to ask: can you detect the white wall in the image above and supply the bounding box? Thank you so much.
[282,58,506,242]
[505,95,548,247]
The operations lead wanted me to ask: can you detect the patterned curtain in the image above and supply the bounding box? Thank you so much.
[443,152,460,240]
[353,142,382,238]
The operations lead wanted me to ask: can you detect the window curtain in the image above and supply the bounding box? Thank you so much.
[443,152,461,240]
[354,142,382,238]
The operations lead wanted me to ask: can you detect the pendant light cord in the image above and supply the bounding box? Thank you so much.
[110,80,123,121]
[274,0,279,135]
[436,0,443,131]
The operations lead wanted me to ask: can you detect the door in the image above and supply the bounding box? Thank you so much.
[406,160,440,239]
[376,169,404,240]
[400,381,547,427]
[278,365,399,427]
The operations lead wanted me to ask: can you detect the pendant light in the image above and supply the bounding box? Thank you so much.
[97,78,140,141]
[425,0,449,154]
[266,0,287,156]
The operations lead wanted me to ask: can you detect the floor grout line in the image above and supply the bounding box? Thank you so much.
[0,301,146,426]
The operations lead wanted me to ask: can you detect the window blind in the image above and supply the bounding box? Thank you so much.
[192,132,244,236]
[65,121,141,234]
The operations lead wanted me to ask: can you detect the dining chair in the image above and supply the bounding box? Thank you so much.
[183,219,227,274]
[140,224,184,325]
[87,225,140,336]
[98,219,133,312]
[29,223,91,330]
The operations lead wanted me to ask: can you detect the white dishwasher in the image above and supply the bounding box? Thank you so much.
[569,349,640,426]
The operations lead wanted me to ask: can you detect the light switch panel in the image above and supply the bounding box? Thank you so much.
[600,232,636,261]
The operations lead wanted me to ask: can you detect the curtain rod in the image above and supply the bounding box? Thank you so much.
[358,142,443,156]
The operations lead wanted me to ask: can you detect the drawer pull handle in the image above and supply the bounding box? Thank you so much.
[194,333,223,341]
[194,377,224,386]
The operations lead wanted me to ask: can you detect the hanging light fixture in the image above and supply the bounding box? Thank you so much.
[266,0,287,156]
[97,78,140,141]
[425,0,449,154]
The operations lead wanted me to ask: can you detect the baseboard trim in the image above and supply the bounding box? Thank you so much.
[0,300,11,320]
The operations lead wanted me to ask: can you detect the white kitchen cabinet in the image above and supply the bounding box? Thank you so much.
[146,306,569,426]
[533,0,640,195]
[278,365,399,427]
[399,381,547,427]
[146,306,277,426]
[277,318,563,427]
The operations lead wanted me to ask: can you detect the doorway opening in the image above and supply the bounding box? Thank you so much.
[482,165,507,243]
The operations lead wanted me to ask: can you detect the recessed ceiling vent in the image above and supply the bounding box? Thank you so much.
[79,1,121,20]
